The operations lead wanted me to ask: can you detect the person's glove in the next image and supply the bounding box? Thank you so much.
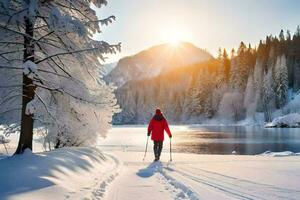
[169,134,172,138]
[147,132,151,136]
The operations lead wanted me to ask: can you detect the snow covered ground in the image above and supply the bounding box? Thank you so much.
[0,147,120,200]
[265,113,300,128]
[1,126,300,200]
[103,151,300,200]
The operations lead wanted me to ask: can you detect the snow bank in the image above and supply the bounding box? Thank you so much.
[0,147,119,200]
[265,113,300,128]
[260,151,300,157]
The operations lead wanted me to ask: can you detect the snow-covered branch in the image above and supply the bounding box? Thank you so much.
[0,0,121,151]
[35,43,121,64]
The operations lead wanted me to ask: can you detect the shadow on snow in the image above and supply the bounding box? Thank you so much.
[0,147,105,200]
[136,161,163,178]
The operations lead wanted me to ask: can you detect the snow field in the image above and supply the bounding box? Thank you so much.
[1,144,300,200]
[0,147,121,200]
[2,125,300,200]
[104,151,300,200]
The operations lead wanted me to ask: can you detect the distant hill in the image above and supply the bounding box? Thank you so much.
[102,62,117,75]
[104,42,213,86]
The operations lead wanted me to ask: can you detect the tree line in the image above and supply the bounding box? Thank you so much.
[114,27,300,124]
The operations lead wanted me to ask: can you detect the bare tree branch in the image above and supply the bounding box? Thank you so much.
[0,48,25,56]
[4,8,28,27]
[35,91,57,122]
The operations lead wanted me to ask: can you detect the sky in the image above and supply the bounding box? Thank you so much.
[94,0,300,63]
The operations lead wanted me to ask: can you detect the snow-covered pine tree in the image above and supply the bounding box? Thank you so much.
[189,71,205,117]
[274,55,288,108]
[229,50,239,90]
[232,42,248,91]
[262,68,275,122]
[218,91,244,122]
[189,68,214,119]
[222,49,231,83]
[0,0,120,153]
[244,73,256,120]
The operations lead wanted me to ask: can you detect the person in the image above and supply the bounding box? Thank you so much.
[147,108,172,161]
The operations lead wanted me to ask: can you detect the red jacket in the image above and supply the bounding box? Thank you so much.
[148,114,172,141]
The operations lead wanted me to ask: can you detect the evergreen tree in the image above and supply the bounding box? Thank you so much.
[279,29,285,42]
[253,59,264,112]
[231,48,235,59]
[223,49,231,83]
[286,30,291,41]
[244,73,258,121]
[231,41,251,91]
[262,68,275,122]
[217,47,223,60]
[275,55,288,108]
[294,25,300,38]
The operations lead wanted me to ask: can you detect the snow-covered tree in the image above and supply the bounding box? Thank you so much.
[189,69,213,118]
[0,0,120,153]
[218,91,244,122]
[230,42,252,91]
[189,72,205,116]
[222,49,231,83]
[262,68,275,122]
[244,74,256,119]
[251,60,264,121]
[274,55,288,108]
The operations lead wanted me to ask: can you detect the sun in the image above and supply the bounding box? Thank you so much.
[161,25,191,47]
[168,36,181,47]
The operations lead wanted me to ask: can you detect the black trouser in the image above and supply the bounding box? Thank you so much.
[153,141,163,158]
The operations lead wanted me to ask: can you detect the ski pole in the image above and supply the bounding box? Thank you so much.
[143,136,149,161]
[170,138,172,162]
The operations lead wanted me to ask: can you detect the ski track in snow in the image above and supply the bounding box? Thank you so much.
[139,161,200,200]
[162,163,300,200]
[156,162,201,200]
[177,165,300,200]
[104,160,200,200]
[100,153,300,200]
[90,154,121,200]
[64,153,121,200]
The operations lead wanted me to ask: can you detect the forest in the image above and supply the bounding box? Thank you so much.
[113,28,300,124]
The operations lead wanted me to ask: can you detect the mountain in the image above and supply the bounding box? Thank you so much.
[102,62,117,75]
[109,28,300,125]
[104,42,213,86]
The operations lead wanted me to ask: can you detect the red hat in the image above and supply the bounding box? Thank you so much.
[155,108,162,115]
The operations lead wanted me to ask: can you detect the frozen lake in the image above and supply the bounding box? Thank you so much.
[98,125,300,155]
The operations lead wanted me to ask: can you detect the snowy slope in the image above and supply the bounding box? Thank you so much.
[0,147,120,200]
[105,42,213,87]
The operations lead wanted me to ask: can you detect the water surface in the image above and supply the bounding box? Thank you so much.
[99,125,300,155]
[173,125,300,155]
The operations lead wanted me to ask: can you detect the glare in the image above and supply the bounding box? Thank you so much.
[161,24,192,47]
[169,36,181,47]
